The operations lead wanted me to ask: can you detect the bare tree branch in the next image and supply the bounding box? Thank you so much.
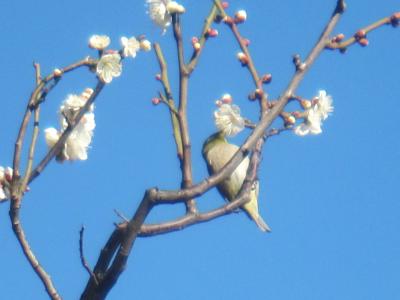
[80,226,99,286]
[80,1,346,299]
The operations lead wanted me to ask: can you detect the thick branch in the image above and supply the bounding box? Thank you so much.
[139,138,265,237]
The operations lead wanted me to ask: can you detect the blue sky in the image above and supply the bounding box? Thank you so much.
[1,1,400,299]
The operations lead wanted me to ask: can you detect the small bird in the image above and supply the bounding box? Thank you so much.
[202,131,271,232]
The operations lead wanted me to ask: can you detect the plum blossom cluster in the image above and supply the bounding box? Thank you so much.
[294,90,334,136]
[44,88,96,162]
[214,94,245,137]
[146,0,185,33]
[89,34,151,83]
[0,166,13,201]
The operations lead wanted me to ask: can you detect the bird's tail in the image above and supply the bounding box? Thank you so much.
[244,181,271,232]
[254,215,271,232]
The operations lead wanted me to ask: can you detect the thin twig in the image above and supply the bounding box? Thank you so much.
[172,13,197,214]
[154,43,183,158]
[80,226,99,286]
[326,14,396,50]
[187,4,219,73]
[215,0,268,113]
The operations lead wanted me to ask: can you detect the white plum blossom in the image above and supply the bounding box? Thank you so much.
[146,0,185,33]
[44,89,96,162]
[96,52,122,83]
[294,90,333,136]
[0,166,12,201]
[0,167,7,201]
[294,107,322,136]
[214,104,245,137]
[166,1,185,13]
[120,37,140,58]
[315,90,334,120]
[89,35,111,50]
[147,0,171,31]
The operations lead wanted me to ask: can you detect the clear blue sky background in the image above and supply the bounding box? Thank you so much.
[1,1,399,299]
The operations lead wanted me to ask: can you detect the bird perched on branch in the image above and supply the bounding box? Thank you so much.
[202,130,270,232]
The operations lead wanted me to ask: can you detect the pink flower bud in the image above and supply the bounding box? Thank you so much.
[152,97,161,105]
[261,73,272,84]
[53,68,63,77]
[221,93,232,104]
[358,38,369,47]
[242,38,251,47]
[155,74,162,81]
[207,28,219,37]
[255,89,264,99]
[222,2,229,9]
[355,30,366,39]
[234,10,247,23]
[334,33,345,42]
[237,52,248,65]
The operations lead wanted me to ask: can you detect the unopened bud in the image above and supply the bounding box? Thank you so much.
[53,68,63,77]
[207,28,219,38]
[193,42,201,51]
[81,88,94,100]
[355,29,366,39]
[222,1,229,9]
[140,39,152,52]
[243,38,251,47]
[152,97,161,105]
[300,100,312,109]
[285,115,296,125]
[261,73,272,84]
[255,88,264,99]
[235,10,247,23]
[332,33,345,43]
[221,93,232,104]
[191,37,199,44]
[191,37,201,51]
[237,52,248,65]
[358,38,369,47]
